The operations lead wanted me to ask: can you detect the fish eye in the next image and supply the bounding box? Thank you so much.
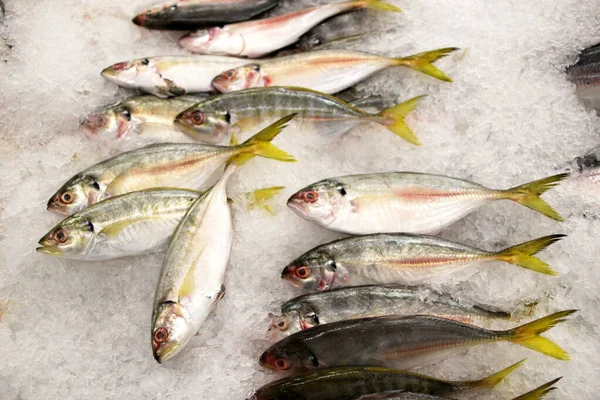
[295,266,310,279]
[91,180,101,191]
[153,327,169,344]
[301,190,318,203]
[276,319,289,331]
[141,58,150,66]
[225,70,234,79]
[251,64,260,72]
[53,229,68,243]
[96,115,105,125]
[191,111,206,125]
[60,191,75,204]
[275,358,290,370]
[121,109,132,121]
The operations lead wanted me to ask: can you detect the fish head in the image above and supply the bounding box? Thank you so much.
[175,107,231,144]
[259,341,320,374]
[212,64,264,93]
[133,2,190,28]
[151,301,192,364]
[287,179,350,227]
[80,104,134,141]
[47,174,105,216]
[101,58,155,88]
[179,28,245,56]
[36,216,95,258]
[281,250,338,291]
[267,311,303,341]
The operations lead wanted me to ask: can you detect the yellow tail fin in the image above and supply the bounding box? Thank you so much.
[494,234,565,276]
[503,173,568,221]
[358,0,402,13]
[395,47,459,82]
[245,186,285,215]
[462,359,526,390]
[377,95,426,145]
[232,114,297,166]
[506,310,576,360]
[512,378,561,400]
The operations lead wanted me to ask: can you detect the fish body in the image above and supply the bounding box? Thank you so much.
[212,48,456,94]
[179,0,400,57]
[251,362,524,400]
[259,311,574,373]
[133,0,280,30]
[268,284,511,341]
[80,95,206,144]
[281,233,562,291]
[37,189,200,260]
[175,87,424,144]
[101,56,248,98]
[297,10,371,52]
[287,172,567,235]
[567,43,600,110]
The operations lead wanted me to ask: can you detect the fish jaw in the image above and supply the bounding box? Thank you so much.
[35,245,62,257]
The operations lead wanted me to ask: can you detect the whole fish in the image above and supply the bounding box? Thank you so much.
[47,121,290,216]
[352,377,561,400]
[175,87,425,145]
[281,233,562,291]
[132,0,280,30]
[566,43,600,111]
[80,95,206,144]
[36,186,282,260]
[151,115,296,363]
[250,361,524,400]
[287,172,567,235]
[211,48,456,94]
[179,0,400,57]
[101,56,248,98]
[268,284,512,341]
[259,311,574,373]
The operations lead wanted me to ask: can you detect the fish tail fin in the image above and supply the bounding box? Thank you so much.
[502,173,569,221]
[394,47,459,82]
[377,95,426,145]
[462,359,526,390]
[512,378,562,400]
[358,0,402,13]
[493,234,565,276]
[233,114,297,166]
[245,186,285,215]
[505,310,576,360]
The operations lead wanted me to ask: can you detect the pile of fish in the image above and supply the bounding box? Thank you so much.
[34,0,575,398]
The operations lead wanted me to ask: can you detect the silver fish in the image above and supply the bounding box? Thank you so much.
[567,43,600,111]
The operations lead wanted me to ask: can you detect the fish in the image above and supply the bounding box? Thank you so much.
[80,95,207,144]
[280,233,563,291]
[175,86,426,145]
[296,10,371,52]
[268,284,513,341]
[259,310,575,373]
[566,43,600,111]
[151,115,296,363]
[132,0,280,31]
[37,186,283,260]
[249,361,524,400]
[351,377,561,400]
[211,48,457,94]
[47,119,294,216]
[287,172,568,235]
[179,0,400,58]
[101,56,248,98]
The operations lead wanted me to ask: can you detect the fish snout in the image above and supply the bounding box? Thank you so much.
[46,195,68,215]
[132,13,146,26]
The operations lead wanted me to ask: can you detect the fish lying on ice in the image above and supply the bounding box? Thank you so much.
[132,0,280,30]
[179,0,400,57]
[566,42,600,111]
[151,115,296,363]
[175,86,426,144]
[287,172,567,235]
[268,284,513,341]
[259,311,575,373]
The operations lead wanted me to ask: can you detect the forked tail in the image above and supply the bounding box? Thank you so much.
[394,47,459,82]
[512,378,561,400]
[493,234,565,275]
[501,173,569,221]
[377,95,426,145]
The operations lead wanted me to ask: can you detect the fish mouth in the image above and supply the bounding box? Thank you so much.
[211,77,228,93]
[36,246,61,256]
[132,13,146,27]
[286,197,306,216]
[46,201,69,217]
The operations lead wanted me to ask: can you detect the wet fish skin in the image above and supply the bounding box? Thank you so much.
[268,284,512,341]
[80,95,207,144]
[179,0,400,58]
[280,233,562,292]
[259,311,574,374]
[287,172,567,235]
[212,48,457,94]
[133,0,280,31]
[567,42,600,110]
[297,10,371,52]
[250,362,524,400]
[101,56,248,98]
[175,86,425,145]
